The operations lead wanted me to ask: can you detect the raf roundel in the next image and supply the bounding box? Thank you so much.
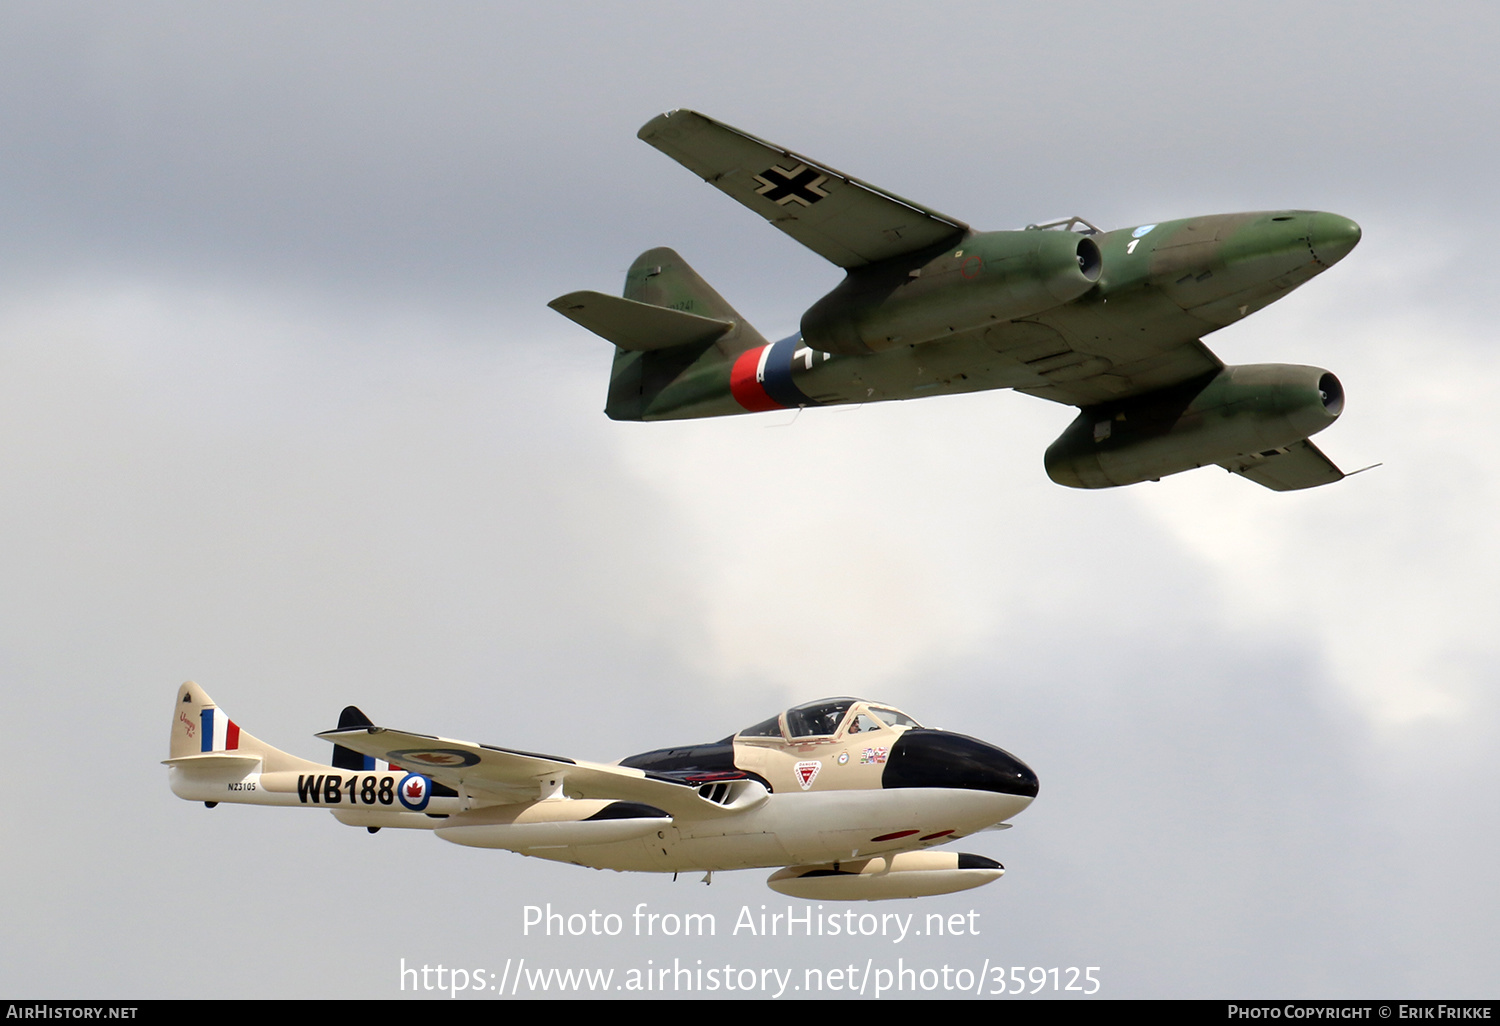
[387,748,480,769]
[396,773,432,811]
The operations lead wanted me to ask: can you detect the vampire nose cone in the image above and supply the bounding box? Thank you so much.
[1309,212,1362,267]
[882,729,1039,798]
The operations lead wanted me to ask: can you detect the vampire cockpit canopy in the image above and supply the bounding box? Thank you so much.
[735,698,924,743]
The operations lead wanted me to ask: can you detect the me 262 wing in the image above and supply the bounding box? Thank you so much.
[316,725,756,819]
[638,109,968,269]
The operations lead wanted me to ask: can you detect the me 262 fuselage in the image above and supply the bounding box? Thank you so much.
[554,111,1362,492]
[611,212,1357,492]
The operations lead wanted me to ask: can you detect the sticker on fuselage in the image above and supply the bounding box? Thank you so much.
[729,334,825,413]
[794,761,821,789]
[294,773,397,806]
[396,773,432,811]
[1132,224,1157,238]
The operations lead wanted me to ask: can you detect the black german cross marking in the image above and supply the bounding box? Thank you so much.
[752,163,830,207]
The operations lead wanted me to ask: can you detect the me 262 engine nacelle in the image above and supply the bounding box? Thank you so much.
[801,229,1102,356]
[1045,363,1344,489]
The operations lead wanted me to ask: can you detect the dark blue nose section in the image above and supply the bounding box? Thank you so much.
[882,730,1039,797]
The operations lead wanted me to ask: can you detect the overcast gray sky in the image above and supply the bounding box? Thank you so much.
[1,1,1496,1000]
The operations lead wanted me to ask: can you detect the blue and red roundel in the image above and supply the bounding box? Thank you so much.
[729,334,821,412]
[396,773,432,811]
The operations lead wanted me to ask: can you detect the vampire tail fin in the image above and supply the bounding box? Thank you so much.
[167,681,320,774]
[329,704,403,774]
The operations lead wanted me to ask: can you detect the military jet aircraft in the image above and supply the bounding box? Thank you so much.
[550,110,1362,491]
[166,683,1036,900]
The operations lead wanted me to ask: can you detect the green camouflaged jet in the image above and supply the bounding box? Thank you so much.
[550,110,1362,491]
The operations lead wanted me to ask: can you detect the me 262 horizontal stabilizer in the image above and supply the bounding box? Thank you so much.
[548,291,734,351]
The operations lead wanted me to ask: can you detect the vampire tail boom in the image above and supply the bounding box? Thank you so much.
[164,682,451,829]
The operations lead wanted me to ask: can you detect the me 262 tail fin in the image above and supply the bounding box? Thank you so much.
[549,247,769,421]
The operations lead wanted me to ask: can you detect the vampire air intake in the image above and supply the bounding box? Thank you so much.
[166,683,1036,901]
[550,110,1361,491]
